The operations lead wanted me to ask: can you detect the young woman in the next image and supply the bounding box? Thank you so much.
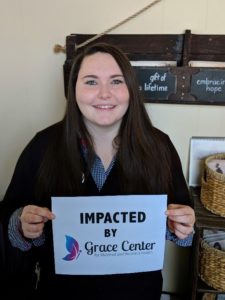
[2,42,195,299]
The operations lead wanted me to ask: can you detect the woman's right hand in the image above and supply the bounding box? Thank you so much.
[20,205,55,239]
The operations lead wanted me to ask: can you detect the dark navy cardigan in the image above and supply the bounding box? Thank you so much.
[1,122,192,299]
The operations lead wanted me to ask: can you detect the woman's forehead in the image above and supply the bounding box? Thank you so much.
[78,52,123,75]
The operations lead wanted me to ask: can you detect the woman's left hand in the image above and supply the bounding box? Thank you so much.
[166,204,195,240]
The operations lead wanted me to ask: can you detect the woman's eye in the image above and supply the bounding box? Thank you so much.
[85,80,96,85]
[111,79,123,85]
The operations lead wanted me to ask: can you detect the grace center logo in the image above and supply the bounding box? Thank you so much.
[63,235,81,261]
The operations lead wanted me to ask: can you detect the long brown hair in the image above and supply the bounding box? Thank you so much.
[36,42,172,198]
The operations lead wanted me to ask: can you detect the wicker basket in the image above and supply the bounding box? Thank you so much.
[200,153,225,217]
[200,239,225,291]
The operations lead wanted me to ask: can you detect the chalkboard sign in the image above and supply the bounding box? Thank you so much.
[191,68,225,102]
[133,67,176,101]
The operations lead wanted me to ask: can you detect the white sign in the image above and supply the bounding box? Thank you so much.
[52,195,167,275]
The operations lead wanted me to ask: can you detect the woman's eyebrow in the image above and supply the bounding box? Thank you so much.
[81,75,98,79]
[81,74,124,79]
[110,74,124,78]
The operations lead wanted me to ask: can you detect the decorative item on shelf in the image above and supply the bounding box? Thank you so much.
[200,238,225,291]
[203,229,225,251]
[202,293,217,300]
[200,153,225,217]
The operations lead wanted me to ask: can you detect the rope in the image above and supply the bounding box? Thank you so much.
[75,0,163,50]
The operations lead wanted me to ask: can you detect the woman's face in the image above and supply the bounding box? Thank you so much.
[75,52,129,132]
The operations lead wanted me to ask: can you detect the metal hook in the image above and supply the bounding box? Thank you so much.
[53,44,66,54]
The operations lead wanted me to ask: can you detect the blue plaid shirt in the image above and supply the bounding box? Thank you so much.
[8,154,193,251]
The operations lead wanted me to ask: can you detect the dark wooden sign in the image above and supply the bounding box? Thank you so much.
[133,67,176,101]
[191,68,225,102]
[63,33,225,105]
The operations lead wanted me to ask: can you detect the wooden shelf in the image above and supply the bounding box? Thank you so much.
[197,277,225,294]
[191,187,225,229]
[63,30,225,106]
[190,187,225,299]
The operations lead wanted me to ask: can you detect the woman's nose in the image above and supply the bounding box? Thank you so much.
[98,83,111,99]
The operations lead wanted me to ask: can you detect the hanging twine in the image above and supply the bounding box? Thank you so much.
[75,0,163,50]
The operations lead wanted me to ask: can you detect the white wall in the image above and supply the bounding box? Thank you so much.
[1,0,225,294]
